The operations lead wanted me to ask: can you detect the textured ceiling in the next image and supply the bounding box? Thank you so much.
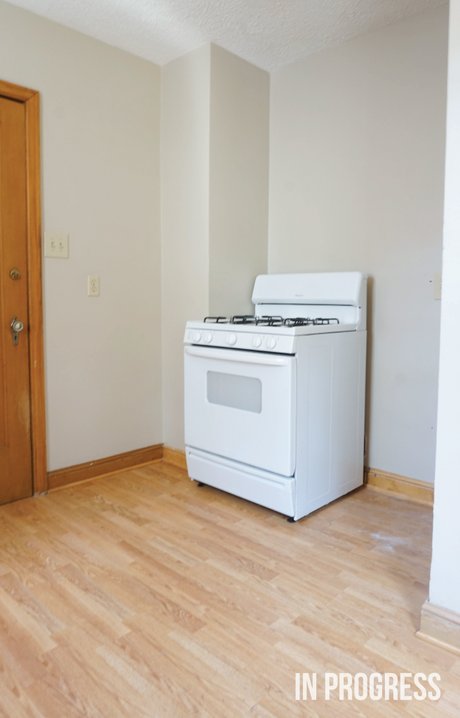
[6,0,447,72]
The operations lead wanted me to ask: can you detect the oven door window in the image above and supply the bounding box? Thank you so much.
[184,346,296,477]
[207,372,262,413]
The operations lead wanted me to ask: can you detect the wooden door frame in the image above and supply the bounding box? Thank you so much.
[0,79,47,494]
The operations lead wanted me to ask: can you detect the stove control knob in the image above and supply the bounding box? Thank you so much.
[192,331,202,343]
[204,332,213,343]
[266,337,277,350]
[252,336,262,348]
[227,333,237,346]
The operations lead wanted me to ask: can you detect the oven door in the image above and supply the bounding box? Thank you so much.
[184,345,296,477]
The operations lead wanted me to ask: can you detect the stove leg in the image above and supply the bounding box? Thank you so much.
[287,516,296,523]
[197,482,205,487]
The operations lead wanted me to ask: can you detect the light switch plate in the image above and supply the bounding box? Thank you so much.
[44,231,69,258]
[434,273,442,300]
[88,276,100,297]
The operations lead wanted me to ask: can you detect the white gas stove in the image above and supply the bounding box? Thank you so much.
[183,272,367,521]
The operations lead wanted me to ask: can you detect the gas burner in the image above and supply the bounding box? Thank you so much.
[255,315,284,326]
[231,315,256,324]
[204,316,230,323]
[283,317,340,327]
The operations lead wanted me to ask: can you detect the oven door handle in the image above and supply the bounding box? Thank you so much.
[184,345,291,367]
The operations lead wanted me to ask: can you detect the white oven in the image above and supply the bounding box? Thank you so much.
[183,272,367,521]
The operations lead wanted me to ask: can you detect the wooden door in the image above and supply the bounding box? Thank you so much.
[0,95,33,502]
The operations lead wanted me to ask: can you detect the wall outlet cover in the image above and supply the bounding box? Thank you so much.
[88,275,100,297]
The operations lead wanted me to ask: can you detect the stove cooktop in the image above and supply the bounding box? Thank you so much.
[186,312,359,354]
[185,273,365,353]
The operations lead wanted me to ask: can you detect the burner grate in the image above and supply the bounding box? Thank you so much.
[283,317,340,326]
[231,315,256,324]
[203,315,340,326]
[255,315,284,326]
[204,316,230,323]
[311,317,339,325]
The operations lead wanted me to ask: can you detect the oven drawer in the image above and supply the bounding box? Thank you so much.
[186,448,295,517]
[184,345,296,477]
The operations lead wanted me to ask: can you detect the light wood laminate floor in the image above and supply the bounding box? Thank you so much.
[0,461,458,717]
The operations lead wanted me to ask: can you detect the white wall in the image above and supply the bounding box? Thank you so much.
[2,0,445,478]
[429,0,460,613]
[161,45,211,450]
[209,45,269,316]
[0,0,162,470]
[269,5,448,483]
[161,44,269,450]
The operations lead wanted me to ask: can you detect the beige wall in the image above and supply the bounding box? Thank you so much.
[161,44,269,450]
[0,0,162,471]
[1,0,448,479]
[430,0,460,612]
[209,45,269,316]
[161,45,211,450]
[269,5,448,483]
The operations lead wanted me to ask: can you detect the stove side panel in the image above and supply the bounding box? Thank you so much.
[294,331,366,519]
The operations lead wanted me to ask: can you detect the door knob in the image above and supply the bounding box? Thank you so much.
[11,317,24,346]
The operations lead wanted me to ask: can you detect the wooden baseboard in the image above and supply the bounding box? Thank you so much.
[163,446,187,471]
[48,444,163,491]
[47,452,433,505]
[364,468,434,506]
[416,601,460,656]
